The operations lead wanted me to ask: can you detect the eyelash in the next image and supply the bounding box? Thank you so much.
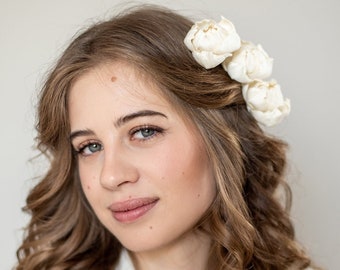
[74,125,164,157]
[75,140,103,157]
[129,125,164,141]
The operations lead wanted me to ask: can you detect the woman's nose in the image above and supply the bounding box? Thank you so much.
[99,148,139,190]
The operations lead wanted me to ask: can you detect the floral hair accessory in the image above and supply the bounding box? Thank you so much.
[184,17,290,127]
[242,80,290,127]
[184,17,241,69]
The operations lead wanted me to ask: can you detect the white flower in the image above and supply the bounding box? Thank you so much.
[184,17,241,69]
[184,16,291,126]
[222,41,273,83]
[242,80,291,127]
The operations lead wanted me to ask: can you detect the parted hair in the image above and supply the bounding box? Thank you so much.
[16,5,312,270]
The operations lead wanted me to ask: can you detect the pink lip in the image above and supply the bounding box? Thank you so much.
[109,197,159,223]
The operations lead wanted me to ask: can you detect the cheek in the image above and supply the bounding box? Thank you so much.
[79,176,93,204]
[78,165,98,199]
[156,139,215,200]
[78,171,106,220]
[84,182,92,191]
[184,151,215,204]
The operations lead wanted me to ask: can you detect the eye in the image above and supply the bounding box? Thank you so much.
[77,142,103,156]
[130,126,163,141]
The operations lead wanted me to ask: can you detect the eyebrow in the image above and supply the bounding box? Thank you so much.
[69,110,167,142]
[69,129,95,142]
[114,110,167,128]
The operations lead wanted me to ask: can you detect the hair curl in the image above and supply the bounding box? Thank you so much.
[16,5,313,270]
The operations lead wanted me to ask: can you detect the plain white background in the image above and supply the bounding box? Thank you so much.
[1,0,339,269]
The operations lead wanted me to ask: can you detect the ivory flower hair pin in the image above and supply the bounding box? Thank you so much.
[184,17,290,127]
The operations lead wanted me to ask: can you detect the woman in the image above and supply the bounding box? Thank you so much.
[16,5,315,270]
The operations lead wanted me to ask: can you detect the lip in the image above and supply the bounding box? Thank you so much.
[109,197,159,223]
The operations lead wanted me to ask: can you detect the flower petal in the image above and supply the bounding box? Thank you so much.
[184,17,241,69]
[193,51,230,69]
[223,42,273,83]
[242,80,291,126]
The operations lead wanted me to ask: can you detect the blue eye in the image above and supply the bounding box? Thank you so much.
[78,142,103,156]
[131,126,163,141]
[136,128,155,138]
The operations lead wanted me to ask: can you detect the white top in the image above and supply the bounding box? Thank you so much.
[114,249,315,270]
[115,249,135,270]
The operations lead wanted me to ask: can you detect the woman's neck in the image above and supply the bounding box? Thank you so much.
[130,230,211,270]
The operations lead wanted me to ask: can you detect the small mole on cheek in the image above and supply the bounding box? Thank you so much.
[149,226,153,230]
[110,76,117,82]
[87,185,91,190]
[197,194,200,198]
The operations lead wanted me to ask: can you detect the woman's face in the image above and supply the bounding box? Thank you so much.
[68,62,216,252]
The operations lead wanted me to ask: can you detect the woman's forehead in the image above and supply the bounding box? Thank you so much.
[75,61,164,96]
[69,62,178,118]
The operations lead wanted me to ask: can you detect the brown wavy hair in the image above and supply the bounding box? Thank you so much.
[16,5,314,270]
